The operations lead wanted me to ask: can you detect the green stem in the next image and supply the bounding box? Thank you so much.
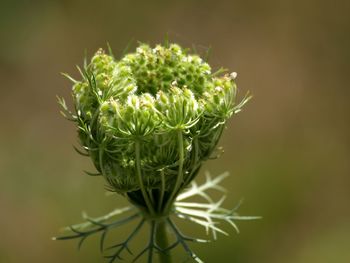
[183,136,200,187]
[155,220,172,263]
[135,140,155,215]
[158,169,166,212]
[164,131,184,213]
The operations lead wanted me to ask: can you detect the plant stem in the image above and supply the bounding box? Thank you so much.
[164,131,184,213]
[155,220,172,263]
[135,140,155,215]
[158,169,166,212]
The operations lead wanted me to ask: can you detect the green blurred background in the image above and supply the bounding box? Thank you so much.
[1,0,349,262]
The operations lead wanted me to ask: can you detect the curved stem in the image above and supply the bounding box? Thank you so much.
[164,131,184,213]
[155,220,172,263]
[98,143,106,175]
[135,140,155,215]
[183,136,200,187]
[158,169,166,212]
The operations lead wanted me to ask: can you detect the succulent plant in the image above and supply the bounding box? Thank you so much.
[55,42,258,263]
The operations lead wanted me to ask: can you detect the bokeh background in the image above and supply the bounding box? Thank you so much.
[1,0,349,262]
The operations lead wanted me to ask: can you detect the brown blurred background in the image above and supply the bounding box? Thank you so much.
[0,0,349,262]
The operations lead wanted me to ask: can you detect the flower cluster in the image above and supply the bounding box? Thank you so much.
[56,42,255,263]
[68,44,247,206]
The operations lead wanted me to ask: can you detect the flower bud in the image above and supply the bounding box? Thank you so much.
[66,43,247,195]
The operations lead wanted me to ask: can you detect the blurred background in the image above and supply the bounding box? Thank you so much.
[1,0,349,262]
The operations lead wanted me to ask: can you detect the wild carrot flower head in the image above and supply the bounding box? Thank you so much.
[64,43,248,197]
[56,43,257,263]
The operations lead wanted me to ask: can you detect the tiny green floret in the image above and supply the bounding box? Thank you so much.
[56,42,256,263]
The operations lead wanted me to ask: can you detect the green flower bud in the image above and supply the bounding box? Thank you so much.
[57,43,256,263]
[64,43,248,207]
